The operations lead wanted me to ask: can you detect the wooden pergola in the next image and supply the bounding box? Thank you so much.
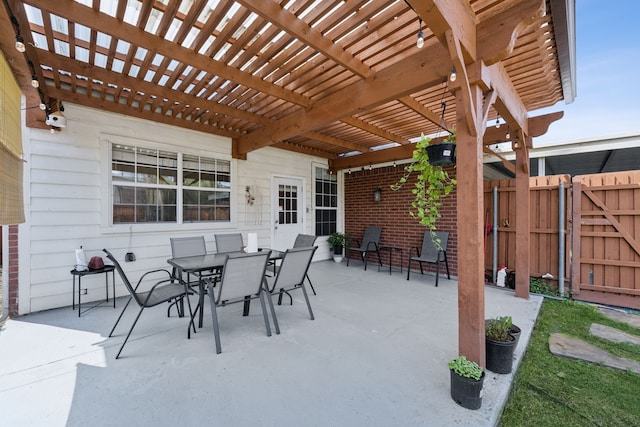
[0,0,575,365]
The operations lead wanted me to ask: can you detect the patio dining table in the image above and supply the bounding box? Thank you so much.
[167,249,285,331]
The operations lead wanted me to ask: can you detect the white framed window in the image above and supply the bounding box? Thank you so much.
[314,166,337,236]
[111,143,231,224]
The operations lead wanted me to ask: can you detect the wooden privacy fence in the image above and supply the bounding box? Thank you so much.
[483,175,571,286]
[572,171,640,309]
[484,171,640,310]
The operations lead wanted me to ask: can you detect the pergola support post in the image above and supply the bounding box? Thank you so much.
[455,84,486,366]
[514,134,531,298]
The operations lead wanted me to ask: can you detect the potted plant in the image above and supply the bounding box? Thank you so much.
[426,131,456,165]
[485,315,517,374]
[448,355,485,410]
[327,232,347,263]
[390,132,456,247]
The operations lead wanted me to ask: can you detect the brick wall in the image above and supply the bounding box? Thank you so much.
[344,165,458,276]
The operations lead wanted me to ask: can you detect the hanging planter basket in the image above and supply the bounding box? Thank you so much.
[426,143,456,166]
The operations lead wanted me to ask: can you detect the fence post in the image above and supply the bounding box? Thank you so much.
[558,181,565,295]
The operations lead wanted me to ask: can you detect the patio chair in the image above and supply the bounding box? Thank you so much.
[407,231,450,287]
[205,251,279,354]
[290,234,318,295]
[264,246,318,320]
[103,249,193,359]
[346,226,382,270]
[214,233,244,253]
[169,236,216,319]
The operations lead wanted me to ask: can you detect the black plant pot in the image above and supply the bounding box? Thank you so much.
[426,143,456,166]
[509,324,521,348]
[485,335,516,374]
[450,369,485,410]
[333,245,343,256]
[485,320,522,349]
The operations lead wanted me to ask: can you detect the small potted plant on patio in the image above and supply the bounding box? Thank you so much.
[390,132,456,247]
[485,315,517,374]
[448,355,485,410]
[327,232,347,263]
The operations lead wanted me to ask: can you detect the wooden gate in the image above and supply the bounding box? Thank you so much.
[572,171,640,309]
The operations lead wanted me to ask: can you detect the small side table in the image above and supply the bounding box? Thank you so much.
[378,246,403,275]
[70,265,116,317]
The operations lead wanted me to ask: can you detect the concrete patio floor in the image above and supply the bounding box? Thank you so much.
[0,260,542,426]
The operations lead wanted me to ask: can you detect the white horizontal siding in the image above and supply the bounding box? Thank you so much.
[19,103,332,314]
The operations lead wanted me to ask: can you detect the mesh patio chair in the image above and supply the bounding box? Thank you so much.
[290,234,318,295]
[214,233,244,253]
[346,226,382,270]
[407,231,450,286]
[169,236,217,319]
[205,251,279,354]
[103,249,193,359]
[264,246,318,321]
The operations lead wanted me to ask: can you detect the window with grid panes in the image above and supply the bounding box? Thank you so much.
[111,144,231,224]
[314,167,337,236]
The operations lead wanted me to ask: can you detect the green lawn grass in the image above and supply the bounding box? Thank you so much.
[500,299,640,426]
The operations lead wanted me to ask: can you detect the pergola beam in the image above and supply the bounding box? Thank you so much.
[24,0,312,107]
[236,45,451,154]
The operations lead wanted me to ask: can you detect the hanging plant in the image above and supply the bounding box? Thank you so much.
[390,133,456,246]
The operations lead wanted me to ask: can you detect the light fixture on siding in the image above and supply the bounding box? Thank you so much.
[374,188,382,202]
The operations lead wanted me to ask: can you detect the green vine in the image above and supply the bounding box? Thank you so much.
[390,133,457,244]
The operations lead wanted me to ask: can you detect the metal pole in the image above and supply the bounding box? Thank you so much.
[558,182,565,295]
[493,186,498,283]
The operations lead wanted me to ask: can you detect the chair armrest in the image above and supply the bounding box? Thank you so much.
[135,268,173,290]
[350,238,361,249]
[408,246,421,258]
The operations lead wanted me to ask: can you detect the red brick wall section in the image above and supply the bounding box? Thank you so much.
[8,224,19,317]
[344,165,458,276]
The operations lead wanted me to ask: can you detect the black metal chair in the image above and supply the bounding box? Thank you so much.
[206,251,279,354]
[264,246,318,321]
[407,231,450,286]
[346,226,382,270]
[103,249,193,359]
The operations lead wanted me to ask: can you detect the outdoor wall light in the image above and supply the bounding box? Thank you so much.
[374,188,382,202]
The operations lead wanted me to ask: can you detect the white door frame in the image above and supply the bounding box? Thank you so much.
[271,175,306,250]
